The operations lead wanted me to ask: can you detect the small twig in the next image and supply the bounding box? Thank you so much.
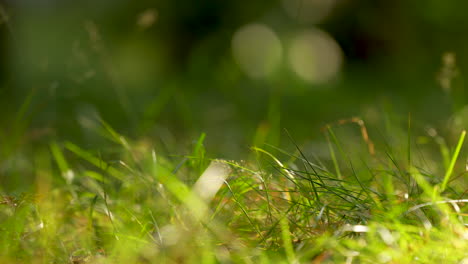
[322,117,375,155]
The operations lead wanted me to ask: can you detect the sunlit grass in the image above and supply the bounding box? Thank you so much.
[0,120,467,263]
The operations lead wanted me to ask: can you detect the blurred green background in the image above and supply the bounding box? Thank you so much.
[1,0,467,159]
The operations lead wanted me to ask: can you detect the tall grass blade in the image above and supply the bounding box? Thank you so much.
[50,142,70,176]
[326,126,347,167]
[407,113,411,167]
[280,216,296,263]
[441,130,466,191]
[191,132,207,175]
[326,132,342,180]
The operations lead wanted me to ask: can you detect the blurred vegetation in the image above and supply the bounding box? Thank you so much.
[0,1,467,189]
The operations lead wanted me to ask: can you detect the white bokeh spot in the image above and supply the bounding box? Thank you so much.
[232,24,282,79]
[288,29,343,84]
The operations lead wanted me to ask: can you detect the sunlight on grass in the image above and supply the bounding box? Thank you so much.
[0,120,467,263]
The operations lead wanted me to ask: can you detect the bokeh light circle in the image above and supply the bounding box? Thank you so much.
[288,29,343,84]
[231,24,282,79]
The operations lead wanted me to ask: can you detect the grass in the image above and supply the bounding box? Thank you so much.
[0,118,467,264]
[1,3,467,263]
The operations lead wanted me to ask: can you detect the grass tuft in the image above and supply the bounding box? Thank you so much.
[0,120,467,263]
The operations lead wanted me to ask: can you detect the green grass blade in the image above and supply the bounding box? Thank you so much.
[326,126,348,168]
[438,138,451,170]
[252,147,295,181]
[407,113,411,167]
[280,216,295,263]
[99,119,131,150]
[326,132,342,180]
[191,132,207,175]
[49,142,69,175]
[65,141,126,181]
[441,130,466,191]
